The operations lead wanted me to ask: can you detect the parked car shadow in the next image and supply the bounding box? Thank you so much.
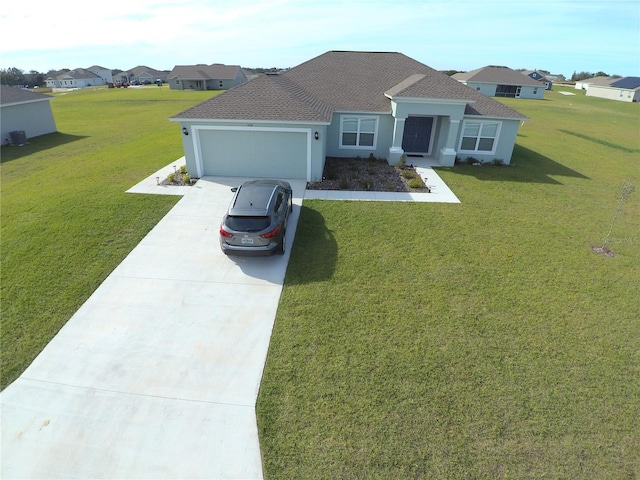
[284,205,337,285]
[0,132,87,163]
[447,144,591,185]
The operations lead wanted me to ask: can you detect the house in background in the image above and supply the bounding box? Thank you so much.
[170,51,527,181]
[586,77,640,102]
[167,64,247,91]
[114,66,169,85]
[522,70,553,90]
[574,76,615,91]
[45,66,113,88]
[0,85,57,144]
[453,66,545,99]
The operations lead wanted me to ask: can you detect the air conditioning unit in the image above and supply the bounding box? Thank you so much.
[10,131,27,146]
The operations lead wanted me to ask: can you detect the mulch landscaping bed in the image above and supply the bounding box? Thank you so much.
[307,157,429,192]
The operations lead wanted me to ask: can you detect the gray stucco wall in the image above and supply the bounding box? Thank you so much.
[1,101,57,144]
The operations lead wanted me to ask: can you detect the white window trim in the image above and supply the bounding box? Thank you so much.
[339,115,379,150]
[458,120,502,155]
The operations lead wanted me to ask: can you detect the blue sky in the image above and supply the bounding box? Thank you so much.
[1,0,638,78]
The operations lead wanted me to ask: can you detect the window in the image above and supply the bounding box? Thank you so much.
[459,121,501,153]
[340,116,378,149]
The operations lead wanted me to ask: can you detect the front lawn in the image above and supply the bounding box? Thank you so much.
[1,86,217,388]
[257,88,640,478]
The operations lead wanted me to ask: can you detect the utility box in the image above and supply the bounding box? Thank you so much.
[10,131,27,146]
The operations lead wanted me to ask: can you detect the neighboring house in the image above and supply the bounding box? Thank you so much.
[0,85,57,144]
[45,66,113,88]
[170,51,527,181]
[453,66,545,99]
[522,70,553,90]
[574,76,615,91]
[167,64,247,90]
[114,66,169,84]
[585,77,640,102]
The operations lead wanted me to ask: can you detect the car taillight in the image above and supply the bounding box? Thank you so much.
[261,224,280,239]
[220,225,233,238]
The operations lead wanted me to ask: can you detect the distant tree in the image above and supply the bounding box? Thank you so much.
[571,71,594,81]
[442,70,464,76]
[0,67,26,86]
[25,70,45,87]
[594,71,609,77]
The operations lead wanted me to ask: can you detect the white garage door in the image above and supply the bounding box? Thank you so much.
[198,128,309,179]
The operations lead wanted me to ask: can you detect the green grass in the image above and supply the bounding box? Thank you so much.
[1,86,217,388]
[257,87,640,478]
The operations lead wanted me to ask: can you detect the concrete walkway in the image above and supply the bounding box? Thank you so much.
[1,158,459,479]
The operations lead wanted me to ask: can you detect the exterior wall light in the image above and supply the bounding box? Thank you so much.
[182,127,189,135]
[314,131,319,140]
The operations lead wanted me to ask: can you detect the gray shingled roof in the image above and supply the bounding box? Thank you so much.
[168,64,243,81]
[0,85,54,106]
[173,51,526,122]
[453,65,543,87]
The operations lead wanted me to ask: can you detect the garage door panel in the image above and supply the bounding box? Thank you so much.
[199,130,307,179]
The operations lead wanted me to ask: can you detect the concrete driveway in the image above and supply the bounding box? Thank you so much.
[1,176,307,479]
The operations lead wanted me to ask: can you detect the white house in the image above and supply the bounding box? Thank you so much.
[453,66,545,99]
[586,77,640,102]
[170,51,528,181]
[46,66,113,88]
[0,85,57,144]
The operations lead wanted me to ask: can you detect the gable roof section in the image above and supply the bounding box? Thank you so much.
[610,77,640,90]
[168,64,242,80]
[57,68,101,80]
[453,65,543,87]
[0,85,53,106]
[125,65,166,77]
[173,51,526,122]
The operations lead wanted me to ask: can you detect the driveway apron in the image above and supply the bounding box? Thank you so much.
[1,177,307,479]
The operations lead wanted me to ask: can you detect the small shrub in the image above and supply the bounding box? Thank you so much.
[182,173,191,183]
[361,178,373,190]
[178,165,188,174]
[401,170,417,179]
[397,155,406,168]
[466,157,478,165]
[492,158,504,166]
[408,176,426,189]
[384,182,396,192]
[167,173,175,182]
[339,177,349,189]
[368,153,376,161]
[368,167,377,175]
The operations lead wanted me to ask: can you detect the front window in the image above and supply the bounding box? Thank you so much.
[340,116,378,149]
[459,121,501,153]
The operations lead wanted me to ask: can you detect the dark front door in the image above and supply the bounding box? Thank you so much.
[402,116,434,153]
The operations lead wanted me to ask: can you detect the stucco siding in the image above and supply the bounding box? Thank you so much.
[587,85,639,102]
[325,113,394,160]
[1,101,57,143]
[455,118,521,164]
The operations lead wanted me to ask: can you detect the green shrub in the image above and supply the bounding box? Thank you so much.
[182,173,191,183]
[401,170,417,179]
[407,176,426,188]
[397,155,406,168]
[167,172,175,182]
[339,177,349,189]
[178,165,188,174]
[361,178,373,190]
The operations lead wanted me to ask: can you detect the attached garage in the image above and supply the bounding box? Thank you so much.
[192,126,311,180]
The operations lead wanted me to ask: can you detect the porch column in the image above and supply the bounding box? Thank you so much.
[388,117,406,165]
[438,118,460,167]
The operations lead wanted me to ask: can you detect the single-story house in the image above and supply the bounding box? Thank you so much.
[586,77,640,103]
[453,66,545,99]
[167,64,247,91]
[0,85,57,144]
[170,51,528,181]
[45,66,113,88]
[574,76,615,91]
[114,66,169,85]
[522,70,553,90]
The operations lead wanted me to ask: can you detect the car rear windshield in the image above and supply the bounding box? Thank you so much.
[226,216,270,232]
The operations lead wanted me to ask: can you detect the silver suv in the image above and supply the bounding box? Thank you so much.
[219,179,293,256]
